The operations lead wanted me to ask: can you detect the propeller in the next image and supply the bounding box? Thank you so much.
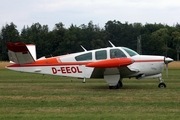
[164,57,173,77]
[164,39,168,77]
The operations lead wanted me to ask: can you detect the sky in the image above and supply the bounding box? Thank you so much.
[0,0,180,32]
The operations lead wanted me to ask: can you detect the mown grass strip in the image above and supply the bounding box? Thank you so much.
[0,62,180,120]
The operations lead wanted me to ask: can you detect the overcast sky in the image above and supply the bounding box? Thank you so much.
[0,0,180,32]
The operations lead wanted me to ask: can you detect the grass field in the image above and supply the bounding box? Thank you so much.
[0,62,180,120]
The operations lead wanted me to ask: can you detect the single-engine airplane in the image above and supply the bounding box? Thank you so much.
[6,41,173,89]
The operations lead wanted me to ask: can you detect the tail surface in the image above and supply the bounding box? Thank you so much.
[6,42,35,64]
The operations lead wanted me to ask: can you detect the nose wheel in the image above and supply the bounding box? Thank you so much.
[158,77,166,88]
[158,82,166,88]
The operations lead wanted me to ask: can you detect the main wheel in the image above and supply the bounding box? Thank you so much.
[109,85,118,89]
[118,81,123,88]
[109,85,119,89]
[109,86,113,89]
[158,82,166,88]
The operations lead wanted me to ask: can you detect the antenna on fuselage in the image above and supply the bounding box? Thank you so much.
[80,45,87,51]
[108,41,115,47]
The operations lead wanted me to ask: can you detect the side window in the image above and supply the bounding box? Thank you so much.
[75,52,92,61]
[110,49,126,58]
[95,50,107,60]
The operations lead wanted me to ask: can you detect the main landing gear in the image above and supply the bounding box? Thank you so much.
[104,68,122,89]
[109,80,123,89]
[158,77,166,88]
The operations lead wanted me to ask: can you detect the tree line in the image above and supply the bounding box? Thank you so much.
[1,20,180,61]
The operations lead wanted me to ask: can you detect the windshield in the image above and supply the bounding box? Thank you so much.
[122,47,139,57]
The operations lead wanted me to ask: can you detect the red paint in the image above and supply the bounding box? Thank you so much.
[134,60,164,62]
[71,67,76,73]
[6,42,29,52]
[6,61,90,67]
[22,51,28,54]
[61,67,66,74]
[86,58,134,68]
[51,66,82,74]
[52,67,57,74]
[66,67,71,73]
[77,67,82,73]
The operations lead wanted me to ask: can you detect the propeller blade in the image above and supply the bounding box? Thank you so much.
[166,63,168,77]
[164,57,173,77]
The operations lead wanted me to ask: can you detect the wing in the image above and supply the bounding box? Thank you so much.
[6,42,35,64]
[85,58,138,78]
[86,58,134,68]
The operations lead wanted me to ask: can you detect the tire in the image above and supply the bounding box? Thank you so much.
[158,83,166,88]
[109,85,119,89]
[118,81,123,88]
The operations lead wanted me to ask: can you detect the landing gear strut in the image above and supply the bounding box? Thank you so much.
[158,77,166,88]
[82,78,86,83]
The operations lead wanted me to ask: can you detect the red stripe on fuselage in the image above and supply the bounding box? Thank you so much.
[134,60,164,62]
[7,59,164,68]
[6,62,90,67]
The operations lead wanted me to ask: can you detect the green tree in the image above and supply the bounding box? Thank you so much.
[20,23,50,58]
[91,39,105,49]
[52,22,67,55]
[171,31,180,60]
[1,21,179,60]
[105,20,142,51]
[0,22,19,60]
[146,28,170,56]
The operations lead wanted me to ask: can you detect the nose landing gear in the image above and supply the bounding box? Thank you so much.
[158,77,166,88]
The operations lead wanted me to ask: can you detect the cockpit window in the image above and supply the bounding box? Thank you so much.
[75,52,92,61]
[110,49,126,58]
[122,47,138,57]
